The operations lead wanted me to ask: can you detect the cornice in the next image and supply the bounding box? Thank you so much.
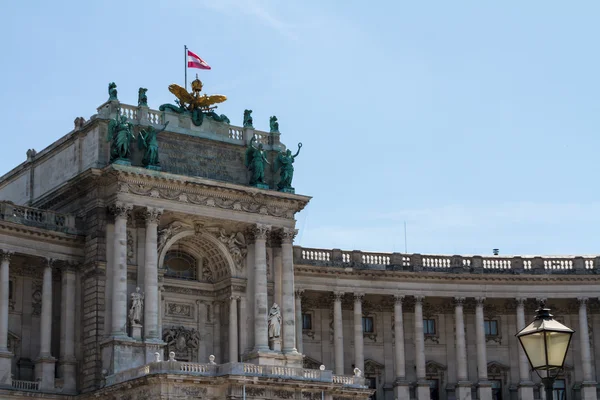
[294,264,600,284]
[0,220,84,245]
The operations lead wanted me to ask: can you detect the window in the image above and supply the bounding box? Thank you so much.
[302,313,312,330]
[427,379,439,400]
[553,379,566,400]
[423,319,436,335]
[164,250,197,280]
[485,320,499,336]
[362,316,374,333]
[491,380,502,400]
[8,281,13,300]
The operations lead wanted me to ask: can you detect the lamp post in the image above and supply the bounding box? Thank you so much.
[516,301,574,400]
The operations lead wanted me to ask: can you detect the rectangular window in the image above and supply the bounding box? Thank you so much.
[553,379,566,400]
[362,316,374,333]
[423,319,436,335]
[484,320,499,336]
[302,313,312,330]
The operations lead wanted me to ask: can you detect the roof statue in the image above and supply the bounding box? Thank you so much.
[138,87,148,107]
[107,108,135,164]
[108,82,118,101]
[245,135,270,189]
[138,121,170,170]
[159,76,230,126]
[275,142,302,193]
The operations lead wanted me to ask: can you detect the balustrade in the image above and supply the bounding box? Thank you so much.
[12,380,40,391]
[228,127,244,141]
[0,202,77,234]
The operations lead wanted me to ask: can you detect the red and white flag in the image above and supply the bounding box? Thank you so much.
[187,50,211,70]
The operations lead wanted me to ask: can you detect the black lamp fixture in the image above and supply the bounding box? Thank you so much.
[516,301,574,400]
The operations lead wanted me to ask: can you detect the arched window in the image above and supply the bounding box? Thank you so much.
[164,250,197,280]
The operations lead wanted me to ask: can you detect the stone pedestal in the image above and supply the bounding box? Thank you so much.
[58,359,77,393]
[0,351,12,386]
[416,381,430,400]
[269,338,281,352]
[456,382,472,400]
[393,380,410,400]
[35,356,56,390]
[477,381,493,400]
[101,337,142,375]
[244,349,303,368]
[582,383,598,400]
[518,382,535,400]
[131,324,142,341]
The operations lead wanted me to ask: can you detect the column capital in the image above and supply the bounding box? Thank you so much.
[393,295,405,305]
[535,297,547,303]
[333,291,345,302]
[295,289,305,299]
[0,251,13,262]
[252,224,271,240]
[280,228,298,244]
[144,207,163,224]
[516,297,527,305]
[230,295,241,302]
[475,297,485,306]
[578,297,589,306]
[414,295,424,304]
[453,297,466,305]
[109,202,133,219]
[354,293,364,303]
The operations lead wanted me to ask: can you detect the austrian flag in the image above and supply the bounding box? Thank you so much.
[187,50,211,70]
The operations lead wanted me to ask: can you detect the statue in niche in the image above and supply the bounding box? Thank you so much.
[138,87,148,107]
[268,303,281,339]
[274,143,302,192]
[217,229,247,270]
[245,135,270,187]
[108,82,118,101]
[129,287,144,325]
[107,109,135,163]
[243,109,253,128]
[138,121,170,168]
[269,116,279,133]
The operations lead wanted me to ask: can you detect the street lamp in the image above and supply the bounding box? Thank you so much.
[516,301,574,400]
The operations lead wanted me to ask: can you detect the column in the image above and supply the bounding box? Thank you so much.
[578,298,597,400]
[353,294,364,373]
[229,296,239,362]
[213,301,221,362]
[253,224,270,352]
[59,266,77,392]
[333,291,344,375]
[295,290,304,354]
[393,295,409,400]
[516,298,534,400]
[158,286,164,338]
[239,296,248,356]
[36,260,56,390]
[475,297,492,400]
[0,251,12,385]
[281,228,298,353]
[111,202,131,337]
[143,207,162,341]
[454,297,471,400]
[414,296,429,400]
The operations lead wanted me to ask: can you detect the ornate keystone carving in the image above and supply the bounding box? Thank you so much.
[110,202,132,219]
[144,207,163,224]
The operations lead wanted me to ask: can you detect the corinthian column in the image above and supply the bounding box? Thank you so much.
[0,251,13,386]
[253,224,271,352]
[333,291,345,375]
[229,296,239,362]
[144,207,162,341]
[393,295,409,400]
[475,297,492,400]
[454,297,471,400]
[281,227,298,353]
[295,290,304,354]
[59,265,77,392]
[353,294,364,373]
[578,298,597,400]
[516,298,534,400]
[36,260,56,390]
[414,296,429,400]
[111,202,132,337]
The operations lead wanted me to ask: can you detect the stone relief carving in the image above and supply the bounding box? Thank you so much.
[273,389,295,399]
[32,279,42,316]
[202,259,214,283]
[157,221,192,255]
[163,326,200,358]
[167,302,193,318]
[246,387,266,397]
[126,229,135,264]
[215,228,247,270]
[302,392,322,400]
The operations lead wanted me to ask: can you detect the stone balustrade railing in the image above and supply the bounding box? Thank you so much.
[105,361,365,388]
[293,246,600,274]
[0,202,79,234]
[11,380,40,391]
[100,102,281,148]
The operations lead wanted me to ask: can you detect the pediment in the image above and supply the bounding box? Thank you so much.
[425,360,447,374]
[364,359,384,375]
[303,355,322,370]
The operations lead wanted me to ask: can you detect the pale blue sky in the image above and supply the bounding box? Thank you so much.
[2,1,599,256]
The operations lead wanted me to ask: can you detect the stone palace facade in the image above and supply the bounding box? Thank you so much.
[0,83,598,400]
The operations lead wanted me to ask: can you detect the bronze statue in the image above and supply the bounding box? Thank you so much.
[108,82,118,101]
[138,121,169,168]
[243,109,253,128]
[275,143,302,191]
[107,109,135,162]
[138,87,148,107]
[245,135,270,187]
[269,116,279,133]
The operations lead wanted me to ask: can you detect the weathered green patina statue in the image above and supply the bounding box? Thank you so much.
[107,109,135,163]
[108,82,118,101]
[138,88,148,107]
[138,121,170,169]
[275,143,302,192]
[243,109,254,128]
[245,135,269,188]
[269,116,279,133]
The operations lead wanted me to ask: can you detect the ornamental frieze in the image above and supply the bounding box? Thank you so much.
[163,285,213,297]
[166,301,193,318]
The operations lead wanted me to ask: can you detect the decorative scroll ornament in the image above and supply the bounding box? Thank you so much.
[216,228,247,271]
[157,221,192,254]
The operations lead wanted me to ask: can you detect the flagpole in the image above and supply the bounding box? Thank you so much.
[184,45,188,90]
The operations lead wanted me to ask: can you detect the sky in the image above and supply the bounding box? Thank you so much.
[1,1,600,256]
